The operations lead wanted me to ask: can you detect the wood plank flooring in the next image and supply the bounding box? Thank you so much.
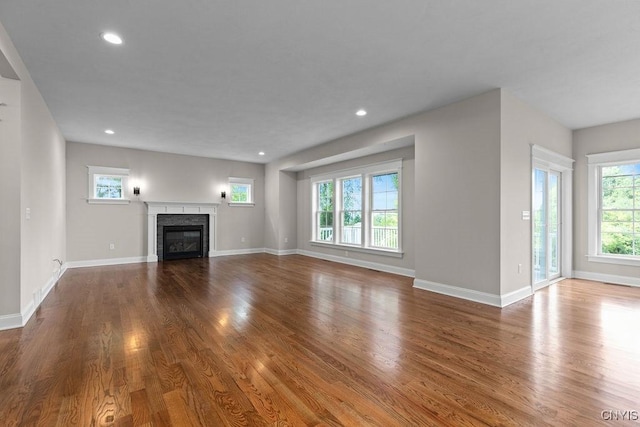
[1,254,639,426]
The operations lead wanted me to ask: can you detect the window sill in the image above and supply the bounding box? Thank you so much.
[87,198,130,205]
[310,241,403,258]
[228,202,255,207]
[587,254,640,267]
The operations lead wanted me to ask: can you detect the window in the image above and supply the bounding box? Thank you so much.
[341,177,362,245]
[371,173,399,249]
[87,166,130,204]
[600,164,640,255]
[229,177,254,205]
[311,160,402,255]
[587,148,640,266]
[316,180,334,242]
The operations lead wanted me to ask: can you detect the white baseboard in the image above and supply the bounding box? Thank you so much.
[573,270,640,287]
[500,286,532,307]
[413,279,534,308]
[264,248,298,256]
[412,279,500,307]
[65,256,147,269]
[68,249,282,265]
[0,313,23,331]
[211,248,266,257]
[42,265,65,299]
[297,249,415,277]
[412,280,534,308]
[1,265,68,332]
[20,300,36,328]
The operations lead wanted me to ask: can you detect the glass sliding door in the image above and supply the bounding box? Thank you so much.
[533,169,548,284]
[548,171,561,278]
[533,166,562,288]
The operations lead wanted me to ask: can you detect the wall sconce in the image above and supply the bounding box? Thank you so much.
[133,186,140,196]
[221,191,226,199]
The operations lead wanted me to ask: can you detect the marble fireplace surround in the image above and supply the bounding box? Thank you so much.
[145,201,218,262]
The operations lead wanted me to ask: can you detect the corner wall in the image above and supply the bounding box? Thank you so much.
[414,90,502,295]
[0,77,21,318]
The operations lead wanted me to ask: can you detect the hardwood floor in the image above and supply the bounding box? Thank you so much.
[1,254,639,426]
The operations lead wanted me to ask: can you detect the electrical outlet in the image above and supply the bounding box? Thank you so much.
[26,208,31,220]
[518,263,522,274]
[345,251,349,257]
[241,237,246,243]
[109,243,115,250]
[284,237,288,243]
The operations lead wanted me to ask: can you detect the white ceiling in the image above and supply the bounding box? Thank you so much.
[1,1,639,163]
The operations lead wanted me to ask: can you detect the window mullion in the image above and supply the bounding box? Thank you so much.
[360,174,365,247]
[334,178,340,244]
[363,174,371,248]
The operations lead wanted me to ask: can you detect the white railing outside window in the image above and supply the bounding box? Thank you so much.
[319,227,333,241]
[372,226,398,249]
[341,225,361,244]
[311,159,402,255]
[338,225,398,248]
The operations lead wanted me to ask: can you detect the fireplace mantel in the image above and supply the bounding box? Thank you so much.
[145,201,218,262]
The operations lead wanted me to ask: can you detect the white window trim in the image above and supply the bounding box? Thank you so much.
[586,148,640,267]
[338,175,364,246]
[310,159,403,255]
[228,177,255,206]
[87,165,130,204]
[314,179,335,243]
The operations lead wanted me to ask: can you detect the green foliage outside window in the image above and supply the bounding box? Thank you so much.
[96,176,123,199]
[231,184,249,202]
[317,181,334,240]
[600,164,640,255]
[342,177,362,226]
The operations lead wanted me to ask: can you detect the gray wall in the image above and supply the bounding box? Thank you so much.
[0,77,21,316]
[279,171,298,252]
[66,142,265,261]
[20,67,67,312]
[264,163,280,250]
[0,20,66,319]
[415,90,502,293]
[573,119,640,279]
[500,91,572,294]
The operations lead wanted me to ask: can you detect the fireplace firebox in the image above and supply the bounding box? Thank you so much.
[162,225,204,260]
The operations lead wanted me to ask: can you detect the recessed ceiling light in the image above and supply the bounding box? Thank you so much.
[101,32,123,45]
[356,109,367,116]
[104,129,115,135]
[258,151,265,156]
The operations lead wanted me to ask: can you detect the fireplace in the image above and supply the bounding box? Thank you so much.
[156,214,209,260]
[145,202,218,263]
[163,225,204,260]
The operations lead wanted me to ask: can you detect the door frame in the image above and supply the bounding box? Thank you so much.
[531,145,574,292]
